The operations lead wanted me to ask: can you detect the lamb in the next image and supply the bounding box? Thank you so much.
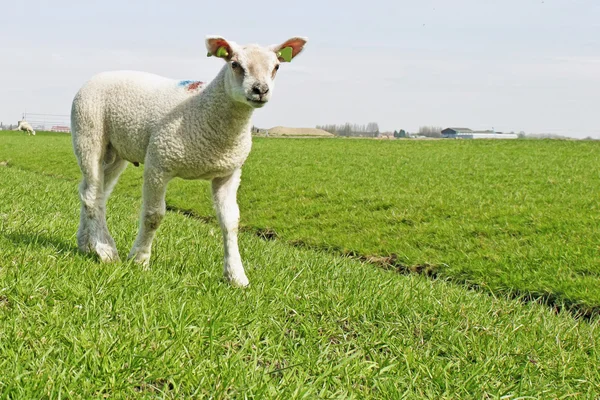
[16,120,36,135]
[70,35,307,287]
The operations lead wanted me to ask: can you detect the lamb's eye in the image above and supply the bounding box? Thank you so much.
[274,64,280,71]
[231,61,241,70]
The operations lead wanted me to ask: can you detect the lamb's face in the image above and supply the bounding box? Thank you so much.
[224,45,279,109]
[206,36,308,109]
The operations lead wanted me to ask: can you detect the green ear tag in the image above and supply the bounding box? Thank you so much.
[216,46,229,58]
[277,46,293,62]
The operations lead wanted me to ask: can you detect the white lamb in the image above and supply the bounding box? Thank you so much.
[71,35,307,287]
[16,120,36,135]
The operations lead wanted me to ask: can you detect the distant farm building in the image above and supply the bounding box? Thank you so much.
[442,128,518,139]
[267,126,334,138]
[51,125,70,133]
[377,132,394,139]
[18,113,71,133]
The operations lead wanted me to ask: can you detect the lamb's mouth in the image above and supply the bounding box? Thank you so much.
[246,98,267,107]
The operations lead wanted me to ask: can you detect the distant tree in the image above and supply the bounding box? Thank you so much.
[366,122,379,137]
[418,126,443,138]
[394,129,407,138]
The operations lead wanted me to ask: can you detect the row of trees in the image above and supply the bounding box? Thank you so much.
[316,123,446,138]
[417,126,444,138]
[317,122,380,137]
[0,123,17,130]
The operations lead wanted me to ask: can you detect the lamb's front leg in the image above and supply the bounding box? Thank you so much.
[129,168,170,266]
[212,169,249,287]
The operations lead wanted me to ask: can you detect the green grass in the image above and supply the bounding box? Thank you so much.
[1,131,600,315]
[1,146,599,398]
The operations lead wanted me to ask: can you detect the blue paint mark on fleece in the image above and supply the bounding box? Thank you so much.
[178,80,194,86]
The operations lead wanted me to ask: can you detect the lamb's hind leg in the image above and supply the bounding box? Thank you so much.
[128,165,170,266]
[95,151,128,260]
[75,142,122,263]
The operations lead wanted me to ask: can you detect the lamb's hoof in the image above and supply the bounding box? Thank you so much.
[225,273,250,288]
[95,243,120,263]
[128,250,151,268]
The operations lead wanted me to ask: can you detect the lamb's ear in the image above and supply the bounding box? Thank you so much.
[272,37,308,62]
[206,36,234,60]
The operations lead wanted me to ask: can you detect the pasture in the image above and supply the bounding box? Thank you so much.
[0,131,599,398]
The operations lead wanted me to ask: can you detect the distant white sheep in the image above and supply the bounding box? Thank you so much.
[16,120,35,135]
[71,35,307,287]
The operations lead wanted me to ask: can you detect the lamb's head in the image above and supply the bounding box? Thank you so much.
[206,36,307,109]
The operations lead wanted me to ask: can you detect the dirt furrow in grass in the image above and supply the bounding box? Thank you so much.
[164,201,600,322]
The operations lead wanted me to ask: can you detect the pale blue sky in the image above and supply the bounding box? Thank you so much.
[1,0,599,137]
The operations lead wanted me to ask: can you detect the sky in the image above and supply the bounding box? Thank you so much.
[1,0,599,138]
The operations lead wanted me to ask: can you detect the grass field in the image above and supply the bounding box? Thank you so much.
[2,131,600,314]
[0,131,599,397]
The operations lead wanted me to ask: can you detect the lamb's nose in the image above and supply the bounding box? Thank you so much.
[252,83,269,95]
